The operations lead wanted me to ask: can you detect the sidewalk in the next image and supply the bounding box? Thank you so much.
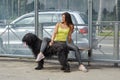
[0,57,120,80]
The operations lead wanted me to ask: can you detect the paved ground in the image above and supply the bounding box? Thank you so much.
[0,57,120,80]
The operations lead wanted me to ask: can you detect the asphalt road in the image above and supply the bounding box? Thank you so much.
[0,57,120,80]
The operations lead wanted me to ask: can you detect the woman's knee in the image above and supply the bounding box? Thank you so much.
[70,45,79,51]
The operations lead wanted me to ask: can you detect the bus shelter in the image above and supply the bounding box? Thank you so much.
[0,0,120,66]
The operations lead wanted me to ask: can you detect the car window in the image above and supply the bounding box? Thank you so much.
[79,13,88,24]
[15,16,34,24]
[52,14,59,22]
[39,14,59,23]
[71,15,78,24]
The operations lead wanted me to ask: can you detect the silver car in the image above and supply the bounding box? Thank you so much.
[0,11,98,56]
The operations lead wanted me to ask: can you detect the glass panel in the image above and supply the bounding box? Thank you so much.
[39,14,56,23]
[93,0,116,21]
[79,13,88,24]
[15,17,34,24]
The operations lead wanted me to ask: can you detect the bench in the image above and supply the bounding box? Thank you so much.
[68,47,91,66]
[79,48,91,66]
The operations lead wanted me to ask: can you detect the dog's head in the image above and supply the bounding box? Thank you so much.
[22,33,41,47]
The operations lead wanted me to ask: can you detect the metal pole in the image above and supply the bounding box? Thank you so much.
[88,0,93,50]
[113,22,119,67]
[18,0,20,16]
[34,0,38,35]
[88,0,93,62]
[34,0,43,39]
[113,0,119,67]
[114,23,119,61]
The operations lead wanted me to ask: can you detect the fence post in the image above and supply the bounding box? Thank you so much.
[34,0,38,35]
[88,0,93,60]
[113,22,119,67]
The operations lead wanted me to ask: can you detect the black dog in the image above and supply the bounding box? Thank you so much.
[22,33,70,72]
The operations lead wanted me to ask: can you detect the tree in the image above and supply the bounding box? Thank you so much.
[117,0,120,20]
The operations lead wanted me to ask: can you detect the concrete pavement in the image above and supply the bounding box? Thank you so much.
[0,57,120,80]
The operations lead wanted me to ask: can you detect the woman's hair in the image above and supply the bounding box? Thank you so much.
[62,12,74,26]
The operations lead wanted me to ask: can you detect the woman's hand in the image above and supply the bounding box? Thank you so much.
[49,23,59,46]
[68,36,72,43]
[49,40,54,46]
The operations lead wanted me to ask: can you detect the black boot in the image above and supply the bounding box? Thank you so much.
[63,63,70,72]
[35,59,44,70]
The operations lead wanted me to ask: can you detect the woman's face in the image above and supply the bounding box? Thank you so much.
[62,14,66,22]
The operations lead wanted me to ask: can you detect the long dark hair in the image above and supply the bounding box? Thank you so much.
[62,12,74,26]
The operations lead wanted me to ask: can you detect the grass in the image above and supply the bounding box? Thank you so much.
[98,31,113,36]
[98,31,120,36]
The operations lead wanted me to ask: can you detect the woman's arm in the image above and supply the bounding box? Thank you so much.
[49,23,59,46]
[68,24,74,43]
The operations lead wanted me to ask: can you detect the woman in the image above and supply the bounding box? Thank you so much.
[66,37,88,72]
[36,12,88,72]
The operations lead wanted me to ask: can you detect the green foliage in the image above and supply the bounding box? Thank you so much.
[99,31,120,36]
[99,32,113,36]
